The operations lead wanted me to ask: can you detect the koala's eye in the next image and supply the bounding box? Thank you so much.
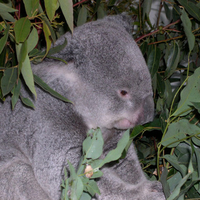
[120,90,128,96]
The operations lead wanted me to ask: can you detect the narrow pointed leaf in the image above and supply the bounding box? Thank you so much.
[172,67,200,116]
[58,0,73,33]
[77,6,87,26]
[180,9,195,52]
[44,0,58,21]
[23,0,39,17]
[27,27,39,53]
[0,25,10,54]
[34,74,71,103]
[1,67,18,96]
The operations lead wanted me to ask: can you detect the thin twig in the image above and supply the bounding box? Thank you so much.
[73,0,88,7]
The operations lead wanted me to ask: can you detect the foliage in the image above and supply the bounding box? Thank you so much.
[61,129,130,199]
[1,0,200,199]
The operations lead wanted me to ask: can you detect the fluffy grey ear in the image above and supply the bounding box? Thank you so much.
[53,37,86,66]
[103,13,133,34]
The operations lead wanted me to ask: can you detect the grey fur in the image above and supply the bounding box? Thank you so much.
[0,15,165,200]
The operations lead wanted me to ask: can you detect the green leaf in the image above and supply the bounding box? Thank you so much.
[163,154,186,177]
[167,157,194,200]
[16,42,37,97]
[178,0,200,21]
[192,102,200,113]
[77,6,87,27]
[0,25,10,54]
[80,192,92,200]
[194,148,200,178]
[14,17,31,43]
[164,41,180,78]
[99,129,130,168]
[68,161,84,199]
[38,5,56,43]
[27,27,39,53]
[172,67,200,116]
[11,80,21,109]
[163,2,172,21]
[20,94,35,109]
[94,0,101,13]
[82,128,104,160]
[157,73,165,98]
[0,12,15,22]
[97,4,106,19]
[47,39,68,56]
[44,0,58,21]
[23,0,39,17]
[147,47,161,78]
[82,178,100,196]
[34,74,72,103]
[0,3,18,13]
[43,22,52,57]
[58,0,73,33]
[161,119,200,148]
[142,0,153,19]
[1,67,18,96]
[180,9,195,52]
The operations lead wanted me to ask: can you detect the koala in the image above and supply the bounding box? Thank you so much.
[0,14,165,200]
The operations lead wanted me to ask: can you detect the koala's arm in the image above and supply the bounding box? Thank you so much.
[94,132,165,200]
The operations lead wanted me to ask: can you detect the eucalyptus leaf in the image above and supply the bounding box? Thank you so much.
[178,0,200,21]
[147,47,161,79]
[82,178,100,196]
[27,27,39,53]
[82,128,104,160]
[58,0,73,33]
[11,80,21,109]
[77,6,87,27]
[43,22,52,57]
[99,129,130,168]
[44,0,58,21]
[163,154,186,177]
[161,119,200,148]
[38,4,56,43]
[172,67,200,116]
[16,42,37,97]
[0,3,17,13]
[23,0,39,17]
[180,9,195,52]
[1,67,18,96]
[80,192,92,200]
[164,41,180,79]
[34,75,71,103]
[0,12,15,22]
[0,25,10,54]
[68,161,84,199]
[20,94,35,109]
[142,0,152,19]
[14,17,31,43]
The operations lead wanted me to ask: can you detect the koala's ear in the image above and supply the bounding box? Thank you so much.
[104,13,133,34]
[54,38,86,66]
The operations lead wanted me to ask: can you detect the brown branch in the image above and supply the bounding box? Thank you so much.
[73,0,88,7]
[135,19,181,43]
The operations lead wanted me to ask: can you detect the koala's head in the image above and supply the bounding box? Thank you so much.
[53,14,154,130]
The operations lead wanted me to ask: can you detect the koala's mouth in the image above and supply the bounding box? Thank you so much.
[113,118,135,130]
